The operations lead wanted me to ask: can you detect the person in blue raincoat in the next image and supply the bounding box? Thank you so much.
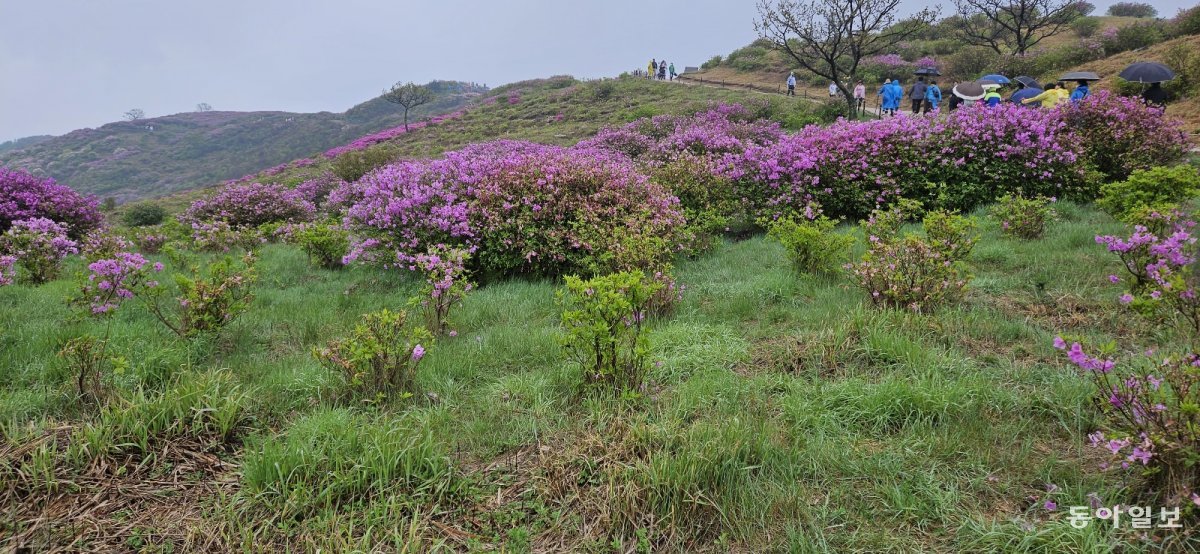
[881,79,901,115]
[924,80,942,112]
[1070,80,1091,103]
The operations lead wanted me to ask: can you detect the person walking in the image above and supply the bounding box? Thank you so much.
[1142,81,1168,108]
[924,80,942,113]
[787,72,797,96]
[881,79,901,116]
[908,77,927,114]
[1069,80,1091,103]
[658,59,667,80]
[853,80,866,115]
[983,87,1002,107]
[1008,81,1042,104]
[829,81,838,97]
[648,60,656,79]
[1022,83,1066,108]
[669,62,677,81]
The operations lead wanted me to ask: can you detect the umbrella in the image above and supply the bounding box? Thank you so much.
[1014,75,1040,88]
[1118,61,1175,83]
[1059,71,1101,81]
[979,74,1011,84]
[978,80,1002,89]
[952,81,986,101]
[914,67,941,76]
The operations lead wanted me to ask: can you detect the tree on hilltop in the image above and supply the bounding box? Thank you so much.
[383,82,435,132]
[124,108,145,121]
[196,102,213,112]
[954,0,1086,55]
[755,0,937,118]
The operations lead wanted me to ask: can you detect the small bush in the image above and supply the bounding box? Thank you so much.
[1097,165,1200,221]
[990,195,1058,239]
[848,203,975,313]
[1107,2,1156,17]
[1071,16,1102,37]
[1171,4,1200,37]
[121,202,166,227]
[293,222,349,270]
[922,209,979,260]
[182,182,314,231]
[1061,91,1191,182]
[1101,20,1167,54]
[815,97,853,123]
[313,309,433,402]
[0,218,78,284]
[79,229,132,262]
[409,245,472,336]
[330,145,399,183]
[701,55,723,70]
[558,271,661,394]
[132,229,167,254]
[140,252,257,337]
[767,214,855,274]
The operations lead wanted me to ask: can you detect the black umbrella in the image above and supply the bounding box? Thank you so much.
[952,82,986,101]
[1014,75,1040,88]
[1059,71,1101,81]
[1118,62,1175,83]
[914,67,942,76]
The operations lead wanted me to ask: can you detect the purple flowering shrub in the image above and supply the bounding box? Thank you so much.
[313,308,433,402]
[1065,212,1200,498]
[132,230,168,254]
[343,141,686,279]
[990,195,1058,240]
[558,271,661,394]
[295,172,348,210]
[1060,91,1190,182]
[182,182,316,232]
[0,167,102,239]
[408,245,472,336]
[80,252,163,315]
[0,255,15,286]
[1,218,79,284]
[80,228,134,262]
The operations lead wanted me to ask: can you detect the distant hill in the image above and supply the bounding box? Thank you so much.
[0,81,485,201]
[0,135,54,154]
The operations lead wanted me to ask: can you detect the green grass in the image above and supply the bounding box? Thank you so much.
[1,202,1192,551]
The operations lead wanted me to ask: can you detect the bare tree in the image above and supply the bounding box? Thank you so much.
[954,0,1084,55]
[382,82,435,132]
[124,108,145,121]
[756,0,938,117]
[195,102,213,112]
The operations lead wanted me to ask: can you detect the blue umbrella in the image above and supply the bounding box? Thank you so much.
[978,74,1011,84]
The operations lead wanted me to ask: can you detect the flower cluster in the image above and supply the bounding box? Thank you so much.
[80,228,134,262]
[409,245,473,335]
[1056,339,1200,498]
[0,217,79,284]
[1060,91,1190,181]
[295,172,347,209]
[322,110,465,158]
[133,230,168,254]
[1096,212,1197,327]
[342,141,686,279]
[81,252,163,314]
[0,255,15,287]
[0,167,103,239]
[182,182,316,231]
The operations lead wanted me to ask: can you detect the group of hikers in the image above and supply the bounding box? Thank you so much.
[786,71,1122,116]
[643,59,676,81]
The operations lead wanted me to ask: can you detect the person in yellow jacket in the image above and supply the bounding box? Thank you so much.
[1021,82,1069,108]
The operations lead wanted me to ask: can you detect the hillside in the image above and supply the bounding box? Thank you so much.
[0,135,53,154]
[145,75,814,213]
[0,81,484,202]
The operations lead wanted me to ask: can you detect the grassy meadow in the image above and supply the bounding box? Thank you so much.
[4,201,1188,552]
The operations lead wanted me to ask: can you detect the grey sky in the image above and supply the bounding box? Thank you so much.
[1,0,1195,142]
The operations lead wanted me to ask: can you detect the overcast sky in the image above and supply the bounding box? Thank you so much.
[2,0,1195,142]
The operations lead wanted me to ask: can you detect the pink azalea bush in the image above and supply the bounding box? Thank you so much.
[1060,91,1190,181]
[183,182,316,230]
[0,167,103,239]
[1063,212,1200,499]
[81,252,163,315]
[342,141,686,279]
[0,255,15,286]
[80,228,134,262]
[323,110,465,158]
[409,245,473,336]
[0,217,79,284]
